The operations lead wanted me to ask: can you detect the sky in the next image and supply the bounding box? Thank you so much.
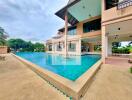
[0,0,69,43]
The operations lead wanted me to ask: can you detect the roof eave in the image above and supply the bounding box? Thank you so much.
[55,0,81,25]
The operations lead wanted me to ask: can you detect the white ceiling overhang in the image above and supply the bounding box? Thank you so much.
[68,0,101,22]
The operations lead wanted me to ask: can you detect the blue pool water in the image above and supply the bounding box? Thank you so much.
[16,52,101,81]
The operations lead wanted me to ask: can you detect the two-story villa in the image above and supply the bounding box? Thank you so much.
[46,0,132,63]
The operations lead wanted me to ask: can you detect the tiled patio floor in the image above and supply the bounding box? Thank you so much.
[105,56,131,67]
[0,54,68,100]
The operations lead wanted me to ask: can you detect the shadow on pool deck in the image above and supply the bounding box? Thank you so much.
[0,54,68,100]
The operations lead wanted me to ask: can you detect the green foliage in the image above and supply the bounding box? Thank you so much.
[112,42,132,54]
[0,27,7,46]
[112,47,130,54]
[112,42,121,48]
[130,67,132,73]
[94,45,101,52]
[7,39,45,52]
[33,42,45,52]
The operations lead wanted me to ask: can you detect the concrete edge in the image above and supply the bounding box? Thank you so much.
[11,53,102,100]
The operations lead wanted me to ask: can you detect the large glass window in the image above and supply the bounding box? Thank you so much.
[68,28,76,35]
[83,19,101,33]
[68,43,76,52]
[48,44,52,51]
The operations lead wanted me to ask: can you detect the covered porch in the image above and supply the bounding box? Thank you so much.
[102,19,132,63]
[81,35,101,55]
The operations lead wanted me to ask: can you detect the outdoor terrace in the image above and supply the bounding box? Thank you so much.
[102,0,132,24]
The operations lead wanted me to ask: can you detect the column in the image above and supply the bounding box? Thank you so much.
[108,40,112,56]
[102,26,108,63]
[78,39,81,55]
[64,12,68,57]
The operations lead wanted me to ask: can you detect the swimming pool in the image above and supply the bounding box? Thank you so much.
[16,52,101,81]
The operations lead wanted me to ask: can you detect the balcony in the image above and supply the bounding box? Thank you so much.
[81,30,101,39]
[102,0,132,24]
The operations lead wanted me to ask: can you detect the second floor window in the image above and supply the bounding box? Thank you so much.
[68,28,76,35]
[83,19,101,33]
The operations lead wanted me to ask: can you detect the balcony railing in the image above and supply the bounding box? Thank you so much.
[117,0,132,10]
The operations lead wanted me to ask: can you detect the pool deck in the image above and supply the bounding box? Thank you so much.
[82,64,132,100]
[0,54,132,100]
[0,54,68,100]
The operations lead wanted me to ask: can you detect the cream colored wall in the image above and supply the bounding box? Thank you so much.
[0,46,8,54]
[102,0,132,25]
[76,16,101,35]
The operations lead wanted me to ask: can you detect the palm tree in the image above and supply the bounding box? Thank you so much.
[0,27,8,46]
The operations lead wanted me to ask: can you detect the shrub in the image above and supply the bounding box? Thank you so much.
[130,67,132,73]
[112,47,130,54]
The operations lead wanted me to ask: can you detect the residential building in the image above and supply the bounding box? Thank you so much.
[46,0,132,63]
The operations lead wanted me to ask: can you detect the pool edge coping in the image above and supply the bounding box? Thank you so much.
[11,53,102,100]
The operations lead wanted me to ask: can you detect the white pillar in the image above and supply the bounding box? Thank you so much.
[64,12,68,57]
[78,39,81,55]
[102,26,108,63]
[108,40,112,55]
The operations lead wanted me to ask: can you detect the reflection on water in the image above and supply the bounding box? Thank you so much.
[16,52,101,81]
[45,54,81,66]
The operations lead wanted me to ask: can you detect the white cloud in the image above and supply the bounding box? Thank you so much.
[0,0,69,42]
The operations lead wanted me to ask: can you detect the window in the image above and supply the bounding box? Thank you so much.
[68,43,76,52]
[94,45,101,52]
[56,43,62,51]
[48,44,52,51]
[83,19,101,33]
[68,28,76,35]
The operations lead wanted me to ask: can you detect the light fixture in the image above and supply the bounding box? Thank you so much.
[89,14,92,17]
[82,6,85,9]
[114,35,119,39]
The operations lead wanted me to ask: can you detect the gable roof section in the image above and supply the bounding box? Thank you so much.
[55,0,80,25]
[68,0,77,5]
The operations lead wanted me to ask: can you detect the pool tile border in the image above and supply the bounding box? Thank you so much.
[12,53,102,100]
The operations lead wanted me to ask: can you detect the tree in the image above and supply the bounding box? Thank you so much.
[8,39,27,51]
[112,42,121,48]
[34,42,45,52]
[0,27,8,46]
[7,38,45,52]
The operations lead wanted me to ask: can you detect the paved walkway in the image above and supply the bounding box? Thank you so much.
[0,54,68,100]
[82,64,132,100]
